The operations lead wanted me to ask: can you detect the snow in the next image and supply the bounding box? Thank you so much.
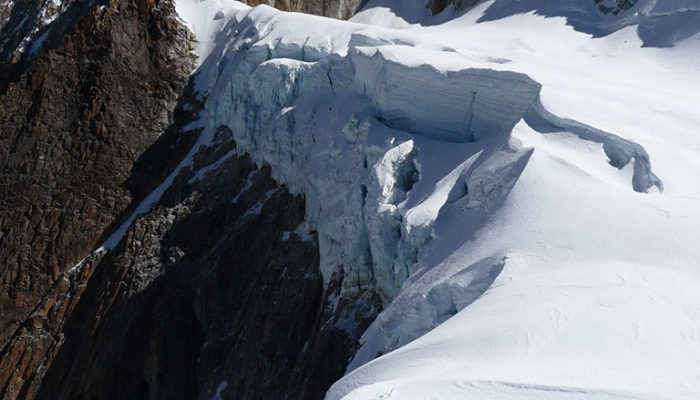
[210,381,228,400]
[359,0,700,47]
[99,113,217,250]
[28,30,49,54]
[282,223,316,243]
[241,188,279,219]
[9,0,74,56]
[173,0,251,64]
[166,1,700,399]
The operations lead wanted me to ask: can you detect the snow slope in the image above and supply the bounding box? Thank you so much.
[359,0,700,47]
[168,1,700,399]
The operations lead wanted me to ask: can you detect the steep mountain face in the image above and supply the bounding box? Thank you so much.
[0,1,14,30]
[0,0,75,64]
[0,0,195,397]
[0,0,373,399]
[34,121,376,400]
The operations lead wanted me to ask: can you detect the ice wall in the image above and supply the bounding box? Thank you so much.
[196,5,662,307]
[351,47,542,142]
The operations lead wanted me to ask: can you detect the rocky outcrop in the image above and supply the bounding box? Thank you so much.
[243,0,367,19]
[31,123,377,400]
[428,0,480,14]
[0,0,80,69]
[0,0,13,31]
[595,0,639,15]
[0,0,194,398]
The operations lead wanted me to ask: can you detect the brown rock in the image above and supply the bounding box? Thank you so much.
[0,0,194,398]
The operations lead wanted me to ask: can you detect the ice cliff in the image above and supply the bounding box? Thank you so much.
[192,4,662,306]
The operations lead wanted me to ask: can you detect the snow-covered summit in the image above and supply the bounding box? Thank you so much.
[172,1,700,399]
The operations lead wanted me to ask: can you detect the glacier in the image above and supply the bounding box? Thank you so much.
[163,1,700,399]
[190,3,662,301]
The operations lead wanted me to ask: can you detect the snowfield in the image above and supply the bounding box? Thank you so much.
[169,1,700,399]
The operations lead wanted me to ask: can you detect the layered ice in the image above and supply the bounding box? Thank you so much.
[351,46,542,142]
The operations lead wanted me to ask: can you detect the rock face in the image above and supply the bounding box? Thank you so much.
[429,0,479,14]
[0,0,194,398]
[245,0,367,19]
[0,0,14,31]
[0,0,69,62]
[33,124,377,400]
[595,0,639,15]
[0,1,376,399]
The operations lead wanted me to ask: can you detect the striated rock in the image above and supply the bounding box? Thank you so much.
[0,0,82,68]
[242,0,368,19]
[0,0,13,31]
[34,125,378,400]
[0,0,194,398]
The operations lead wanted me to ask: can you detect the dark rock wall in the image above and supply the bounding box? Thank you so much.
[0,0,194,398]
[0,1,14,31]
[428,0,480,14]
[595,0,639,15]
[244,0,367,20]
[33,125,377,400]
